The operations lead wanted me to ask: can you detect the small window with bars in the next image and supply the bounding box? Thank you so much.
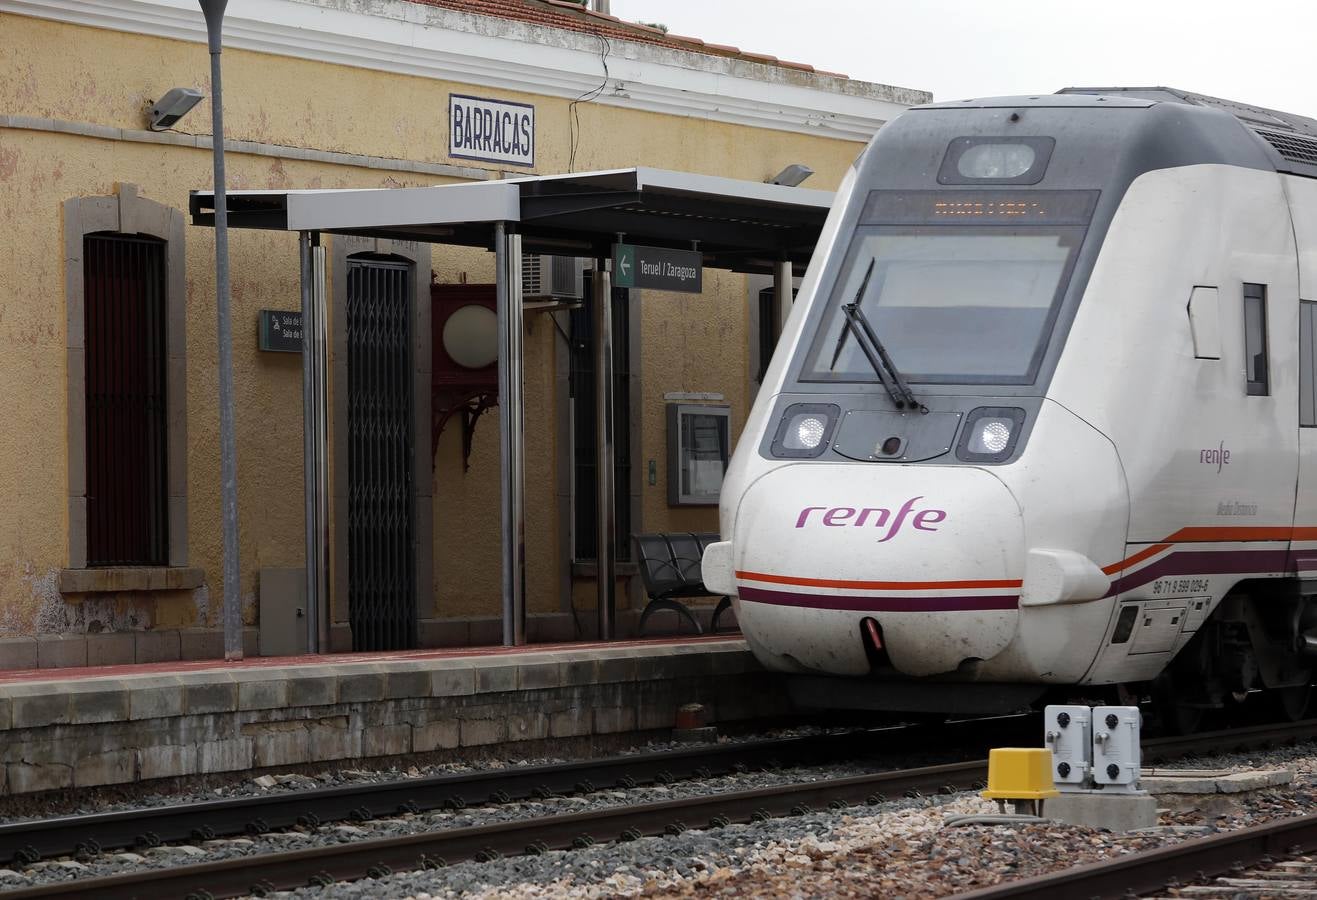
[84,233,169,566]
[1244,283,1269,397]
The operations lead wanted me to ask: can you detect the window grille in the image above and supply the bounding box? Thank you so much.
[84,233,169,567]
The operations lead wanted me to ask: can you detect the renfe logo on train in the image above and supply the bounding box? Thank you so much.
[449,94,535,167]
[795,497,947,543]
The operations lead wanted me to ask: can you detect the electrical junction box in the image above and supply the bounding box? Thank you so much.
[1091,706,1142,793]
[1043,705,1091,791]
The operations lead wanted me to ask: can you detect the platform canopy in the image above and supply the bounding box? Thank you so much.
[189,167,834,274]
[189,166,835,652]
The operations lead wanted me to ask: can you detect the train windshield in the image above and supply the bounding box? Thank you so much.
[800,218,1087,385]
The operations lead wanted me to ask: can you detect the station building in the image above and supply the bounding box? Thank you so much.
[0,0,929,667]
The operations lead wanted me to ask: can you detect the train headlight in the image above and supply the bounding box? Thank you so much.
[771,403,840,459]
[791,416,827,450]
[956,408,1025,463]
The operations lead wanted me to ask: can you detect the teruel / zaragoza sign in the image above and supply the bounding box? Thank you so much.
[449,94,535,167]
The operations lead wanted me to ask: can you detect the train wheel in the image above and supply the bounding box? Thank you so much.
[1268,684,1312,722]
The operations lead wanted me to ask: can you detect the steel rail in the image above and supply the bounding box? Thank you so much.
[2,717,1312,898]
[952,809,1317,899]
[0,759,993,900]
[0,717,1033,867]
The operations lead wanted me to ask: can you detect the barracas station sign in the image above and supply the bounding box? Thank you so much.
[612,243,703,293]
[449,94,535,167]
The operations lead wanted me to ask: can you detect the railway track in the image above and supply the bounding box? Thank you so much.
[953,809,1317,900]
[0,715,1036,868]
[2,718,1315,898]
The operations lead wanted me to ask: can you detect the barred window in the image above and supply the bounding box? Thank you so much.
[84,233,168,566]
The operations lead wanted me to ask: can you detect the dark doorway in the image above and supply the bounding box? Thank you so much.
[570,274,632,562]
[345,256,417,651]
[84,233,169,567]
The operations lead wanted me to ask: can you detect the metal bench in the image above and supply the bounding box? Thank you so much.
[633,531,734,636]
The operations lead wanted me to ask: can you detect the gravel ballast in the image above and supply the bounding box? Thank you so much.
[3,729,1317,897]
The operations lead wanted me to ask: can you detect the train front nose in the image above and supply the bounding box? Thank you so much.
[730,464,1025,677]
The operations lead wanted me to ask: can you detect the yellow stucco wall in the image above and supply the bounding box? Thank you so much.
[0,11,869,640]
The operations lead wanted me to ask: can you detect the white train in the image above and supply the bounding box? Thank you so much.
[702,87,1317,730]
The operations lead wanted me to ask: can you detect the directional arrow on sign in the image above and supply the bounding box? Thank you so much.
[618,253,631,280]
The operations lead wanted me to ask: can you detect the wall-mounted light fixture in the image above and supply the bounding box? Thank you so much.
[769,163,814,187]
[147,87,204,131]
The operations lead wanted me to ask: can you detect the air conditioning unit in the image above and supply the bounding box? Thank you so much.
[522,254,586,300]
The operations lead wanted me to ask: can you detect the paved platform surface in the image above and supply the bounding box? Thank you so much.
[0,634,735,684]
[0,636,786,796]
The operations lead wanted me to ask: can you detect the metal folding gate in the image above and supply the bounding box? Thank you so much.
[84,233,169,567]
[345,257,416,651]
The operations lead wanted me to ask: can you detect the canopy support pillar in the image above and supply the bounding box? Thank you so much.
[774,257,793,336]
[497,223,527,646]
[594,259,616,641]
[299,231,329,654]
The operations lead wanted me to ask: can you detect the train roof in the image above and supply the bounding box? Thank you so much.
[1060,86,1317,179]
[915,86,1317,180]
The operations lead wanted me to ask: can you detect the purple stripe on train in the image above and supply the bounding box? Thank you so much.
[738,586,1018,613]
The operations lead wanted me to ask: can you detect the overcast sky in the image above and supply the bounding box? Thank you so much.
[610,0,1316,116]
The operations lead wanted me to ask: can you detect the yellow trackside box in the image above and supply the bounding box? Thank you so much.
[981,748,1060,801]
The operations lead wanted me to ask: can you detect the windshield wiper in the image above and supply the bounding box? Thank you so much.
[829,258,926,413]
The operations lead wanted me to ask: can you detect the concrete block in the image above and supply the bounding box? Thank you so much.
[74,749,134,787]
[506,711,549,742]
[198,738,253,774]
[287,675,337,708]
[1045,792,1158,831]
[8,762,72,794]
[179,629,224,661]
[185,681,238,715]
[129,680,185,720]
[474,664,518,694]
[86,632,135,666]
[36,635,87,669]
[238,678,289,711]
[595,655,638,683]
[593,706,637,734]
[0,697,11,731]
[430,667,475,698]
[549,707,592,738]
[517,662,562,691]
[68,687,129,724]
[338,672,385,703]
[708,650,759,676]
[1142,769,1293,795]
[460,717,507,746]
[384,669,431,699]
[560,658,599,686]
[362,724,412,757]
[0,638,37,671]
[11,691,71,729]
[637,700,677,731]
[307,717,359,761]
[139,745,197,780]
[413,720,460,752]
[418,619,468,648]
[136,630,181,663]
[248,723,311,768]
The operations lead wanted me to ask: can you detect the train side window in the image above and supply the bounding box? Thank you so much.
[1303,301,1317,426]
[1244,283,1269,396]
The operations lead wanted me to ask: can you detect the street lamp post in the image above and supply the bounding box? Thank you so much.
[199,0,242,661]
